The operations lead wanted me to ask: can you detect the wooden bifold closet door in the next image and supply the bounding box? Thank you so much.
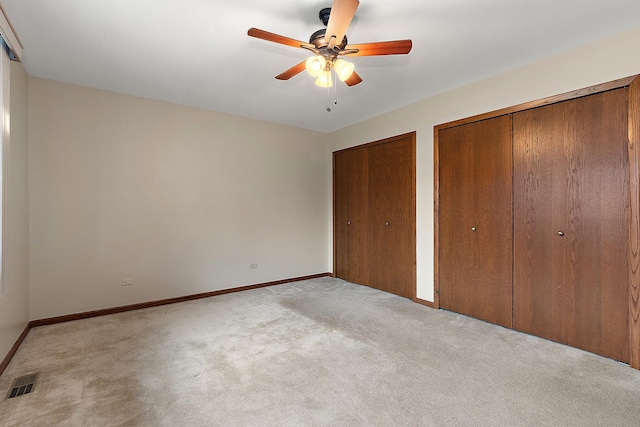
[333,133,416,299]
[438,115,513,328]
[436,78,638,366]
[334,148,370,286]
[513,89,630,362]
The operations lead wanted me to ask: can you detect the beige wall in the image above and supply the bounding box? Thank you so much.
[0,61,30,359]
[28,79,329,319]
[328,25,640,302]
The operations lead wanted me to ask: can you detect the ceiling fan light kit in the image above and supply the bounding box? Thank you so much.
[305,56,353,87]
[333,58,355,81]
[305,55,327,77]
[315,70,333,88]
[248,0,412,88]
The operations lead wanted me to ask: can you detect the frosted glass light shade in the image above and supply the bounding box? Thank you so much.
[305,56,326,77]
[333,58,354,81]
[315,70,333,87]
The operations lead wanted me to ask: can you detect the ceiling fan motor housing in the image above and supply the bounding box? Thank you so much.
[309,29,348,50]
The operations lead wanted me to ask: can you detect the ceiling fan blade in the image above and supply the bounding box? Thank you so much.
[248,28,314,50]
[275,61,307,80]
[324,0,360,46]
[344,70,363,87]
[344,40,413,56]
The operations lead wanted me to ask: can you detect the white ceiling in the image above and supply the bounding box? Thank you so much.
[4,0,640,132]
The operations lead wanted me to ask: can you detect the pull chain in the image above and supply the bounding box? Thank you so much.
[334,68,338,106]
[326,82,331,112]
[326,68,338,112]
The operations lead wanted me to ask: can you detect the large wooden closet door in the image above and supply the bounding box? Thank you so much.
[513,89,630,362]
[438,115,513,328]
[334,149,369,285]
[368,136,416,298]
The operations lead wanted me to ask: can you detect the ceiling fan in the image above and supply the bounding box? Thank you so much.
[247,0,412,88]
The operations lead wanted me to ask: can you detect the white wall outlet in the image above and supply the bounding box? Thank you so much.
[250,263,258,270]
[121,278,134,286]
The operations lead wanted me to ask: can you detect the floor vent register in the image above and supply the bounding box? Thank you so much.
[6,373,39,399]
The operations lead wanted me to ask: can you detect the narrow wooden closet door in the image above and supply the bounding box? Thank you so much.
[333,148,369,284]
[334,150,350,279]
[513,89,630,362]
[368,135,416,298]
[438,115,513,328]
[346,148,370,285]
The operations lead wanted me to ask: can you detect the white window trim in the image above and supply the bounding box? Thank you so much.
[0,5,22,62]
[0,5,19,297]
[0,41,8,297]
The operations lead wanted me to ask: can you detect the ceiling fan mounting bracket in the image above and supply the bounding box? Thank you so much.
[319,8,332,26]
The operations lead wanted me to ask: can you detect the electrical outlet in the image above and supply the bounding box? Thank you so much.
[250,263,258,270]
[121,278,134,286]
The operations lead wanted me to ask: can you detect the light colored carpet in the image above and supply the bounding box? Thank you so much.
[1,277,639,426]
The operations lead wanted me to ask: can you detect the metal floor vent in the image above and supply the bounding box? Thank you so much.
[6,373,39,399]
